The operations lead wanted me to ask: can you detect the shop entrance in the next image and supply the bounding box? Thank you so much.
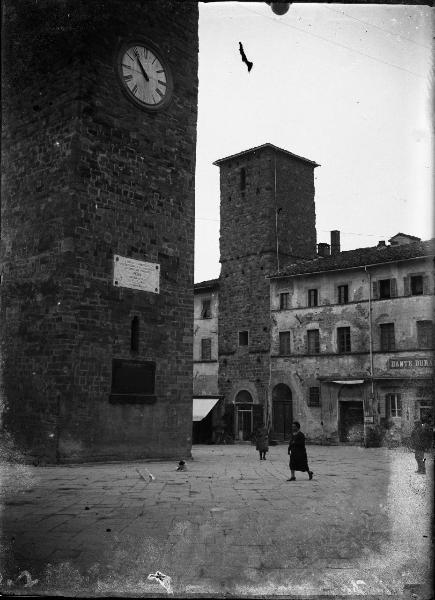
[237,408,252,440]
[235,390,253,441]
[234,390,263,441]
[339,401,364,443]
[272,384,293,441]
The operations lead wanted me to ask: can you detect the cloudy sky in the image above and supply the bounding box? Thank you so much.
[194,2,433,283]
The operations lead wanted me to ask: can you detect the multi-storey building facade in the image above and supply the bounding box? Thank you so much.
[192,279,220,442]
[268,234,434,445]
[193,230,434,445]
[193,279,219,396]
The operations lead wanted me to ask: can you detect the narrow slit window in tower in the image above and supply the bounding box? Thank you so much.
[131,316,140,353]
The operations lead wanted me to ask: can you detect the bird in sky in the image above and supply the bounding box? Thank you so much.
[239,42,253,72]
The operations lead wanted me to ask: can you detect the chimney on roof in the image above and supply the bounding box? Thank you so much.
[317,242,330,258]
[377,240,386,248]
[330,230,340,256]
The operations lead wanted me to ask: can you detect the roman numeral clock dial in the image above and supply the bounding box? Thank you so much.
[117,41,173,111]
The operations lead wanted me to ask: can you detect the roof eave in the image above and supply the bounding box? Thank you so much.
[213,143,320,168]
[267,252,434,280]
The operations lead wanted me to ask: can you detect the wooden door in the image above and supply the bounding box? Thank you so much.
[272,400,292,440]
[272,383,293,440]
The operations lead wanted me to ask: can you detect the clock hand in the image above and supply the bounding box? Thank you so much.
[136,58,150,82]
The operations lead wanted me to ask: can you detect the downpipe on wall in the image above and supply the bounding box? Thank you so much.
[364,265,375,447]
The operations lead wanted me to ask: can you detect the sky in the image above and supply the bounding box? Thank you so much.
[194,2,433,283]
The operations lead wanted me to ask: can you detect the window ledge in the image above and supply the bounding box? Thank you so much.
[194,359,218,363]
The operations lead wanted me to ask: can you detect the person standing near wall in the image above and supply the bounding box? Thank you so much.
[287,421,313,481]
[255,425,269,460]
[410,420,432,474]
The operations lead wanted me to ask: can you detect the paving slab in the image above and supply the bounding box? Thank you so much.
[0,444,433,597]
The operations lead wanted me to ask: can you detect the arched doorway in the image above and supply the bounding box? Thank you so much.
[235,390,254,441]
[272,384,292,441]
[338,385,364,444]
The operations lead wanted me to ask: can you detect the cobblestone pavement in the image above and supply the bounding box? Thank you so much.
[0,444,432,597]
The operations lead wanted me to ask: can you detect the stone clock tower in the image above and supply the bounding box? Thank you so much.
[1,0,198,462]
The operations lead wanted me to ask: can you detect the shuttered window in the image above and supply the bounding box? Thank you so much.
[372,280,379,300]
[379,394,386,418]
[380,323,395,351]
[307,329,320,354]
[279,292,289,310]
[308,289,318,307]
[337,327,351,353]
[379,279,397,299]
[308,387,320,407]
[386,393,402,418]
[417,386,433,423]
[201,299,211,319]
[338,285,349,304]
[410,275,423,295]
[279,331,291,355]
[417,320,433,349]
[201,338,212,360]
[404,274,430,296]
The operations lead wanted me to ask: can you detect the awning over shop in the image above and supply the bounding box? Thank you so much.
[331,380,364,385]
[192,398,220,422]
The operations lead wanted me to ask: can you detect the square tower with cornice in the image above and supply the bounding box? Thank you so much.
[214,143,318,439]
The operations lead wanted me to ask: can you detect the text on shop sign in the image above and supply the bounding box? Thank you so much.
[389,357,433,369]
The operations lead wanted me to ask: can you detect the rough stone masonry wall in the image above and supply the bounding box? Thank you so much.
[1,0,198,462]
[274,153,317,264]
[219,253,275,408]
[218,147,317,418]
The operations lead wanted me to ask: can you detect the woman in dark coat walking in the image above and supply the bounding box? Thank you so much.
[287,421,313,481]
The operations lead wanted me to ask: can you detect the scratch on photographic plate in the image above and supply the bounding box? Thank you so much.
[147,570,173,594]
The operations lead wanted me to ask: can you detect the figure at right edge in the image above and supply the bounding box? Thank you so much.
[410,419,433,474]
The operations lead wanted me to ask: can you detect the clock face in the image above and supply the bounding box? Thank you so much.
[117,42,173,111]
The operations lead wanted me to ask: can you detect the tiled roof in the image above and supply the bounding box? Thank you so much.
[268,238,435,278]
[194,278,219,290]
[389,232,421,242]
[213,143,319,168]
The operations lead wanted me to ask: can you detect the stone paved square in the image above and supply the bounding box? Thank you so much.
[0,444,432,597]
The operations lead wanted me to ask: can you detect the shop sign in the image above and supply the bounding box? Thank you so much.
[389,357,433,369]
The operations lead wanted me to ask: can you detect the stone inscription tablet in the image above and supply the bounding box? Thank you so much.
[113,255,160,293]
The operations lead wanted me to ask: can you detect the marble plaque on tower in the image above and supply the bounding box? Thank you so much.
[113,255,160,293]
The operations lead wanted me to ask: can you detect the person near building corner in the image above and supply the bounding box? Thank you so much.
[255,425,269,460]
[287,421,313,481]
[410,420,432,474]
